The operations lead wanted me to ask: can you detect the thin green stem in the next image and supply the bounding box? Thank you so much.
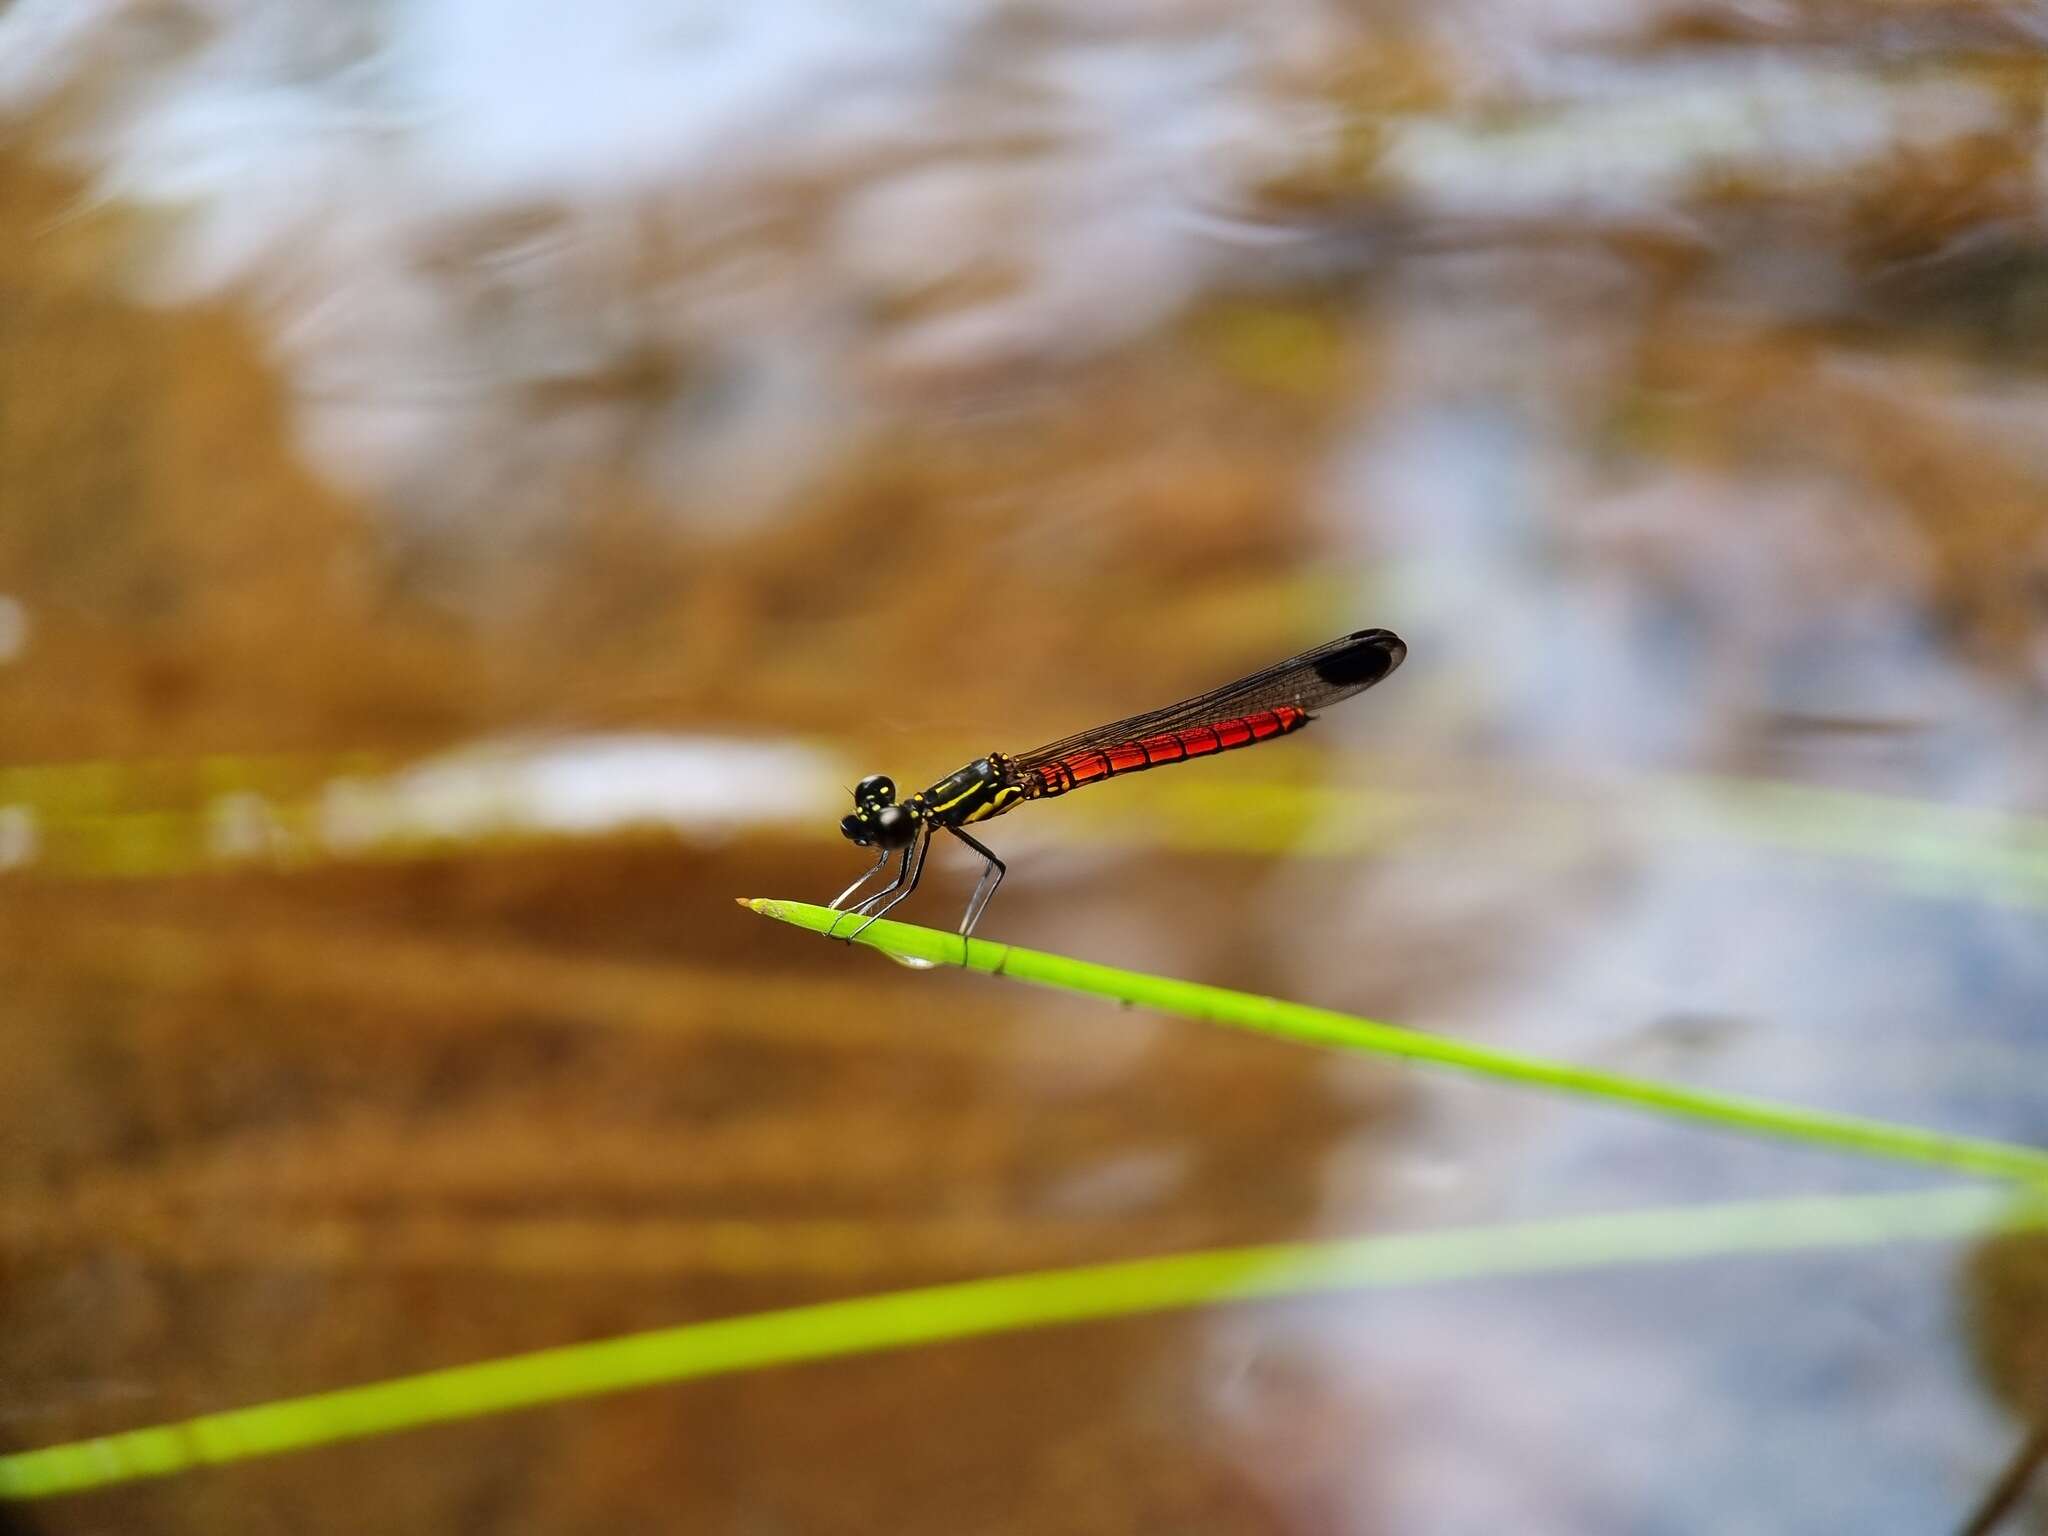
[4,1186,2040,1501]
[745,898,2048,1188]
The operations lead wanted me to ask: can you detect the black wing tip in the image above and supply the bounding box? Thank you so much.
[1316,628,1406,690]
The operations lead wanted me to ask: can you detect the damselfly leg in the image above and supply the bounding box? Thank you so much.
[828,838,915,936]
[949,826,1006,937]
[847,831,926,918]
[839,825,932,940]
[827,847,891,914]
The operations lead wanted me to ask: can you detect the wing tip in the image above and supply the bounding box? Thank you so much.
[1320,628,1406,689]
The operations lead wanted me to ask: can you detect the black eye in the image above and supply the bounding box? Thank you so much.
[854,774,895,806]
[840,812,871,845]
[871,804,915,849]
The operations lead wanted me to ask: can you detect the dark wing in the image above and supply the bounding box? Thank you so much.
[1010,628,1406,770]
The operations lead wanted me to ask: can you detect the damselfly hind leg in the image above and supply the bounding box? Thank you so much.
[844,826,931,939]
[949,826,1006,937]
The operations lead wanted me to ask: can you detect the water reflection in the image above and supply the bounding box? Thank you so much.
[3,0,2047,1530]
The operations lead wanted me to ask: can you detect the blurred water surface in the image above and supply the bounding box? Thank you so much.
[4,1,2048,1531]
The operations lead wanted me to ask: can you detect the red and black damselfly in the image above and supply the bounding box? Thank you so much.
[829,627,1406,938]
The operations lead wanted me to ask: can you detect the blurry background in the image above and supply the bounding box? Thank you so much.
[4,0,2048,1530]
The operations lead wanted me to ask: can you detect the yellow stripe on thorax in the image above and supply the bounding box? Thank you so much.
[928,783,983,815]
[961,785,1024,823]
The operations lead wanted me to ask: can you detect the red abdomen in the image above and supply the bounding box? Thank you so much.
[1029,706,1309,797]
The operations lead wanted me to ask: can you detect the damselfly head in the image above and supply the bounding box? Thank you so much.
[841,776,916,849]
[868,804,916,848]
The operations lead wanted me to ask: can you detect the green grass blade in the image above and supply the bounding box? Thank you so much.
[4,1185,2041,1501]
[744,898,2048,1187]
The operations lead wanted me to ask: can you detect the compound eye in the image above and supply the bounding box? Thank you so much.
[871,804,915,849]
[839,812,871,846]
[854,774,895,806]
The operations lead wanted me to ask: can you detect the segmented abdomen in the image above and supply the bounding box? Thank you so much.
[1028,706,1309,797]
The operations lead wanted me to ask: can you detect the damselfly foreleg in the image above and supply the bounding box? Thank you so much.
[831,835,921,933]
[843,825,932,939]
[827,839,915,939]
[827,847,891,914]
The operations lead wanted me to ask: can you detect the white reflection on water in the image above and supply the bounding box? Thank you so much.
[317,732,840,851]
[4,0,2034,543]
[1387,63,2004,218]
[0,0,1341,529]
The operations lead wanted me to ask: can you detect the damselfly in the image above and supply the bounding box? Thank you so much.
[829,627,1406,938]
